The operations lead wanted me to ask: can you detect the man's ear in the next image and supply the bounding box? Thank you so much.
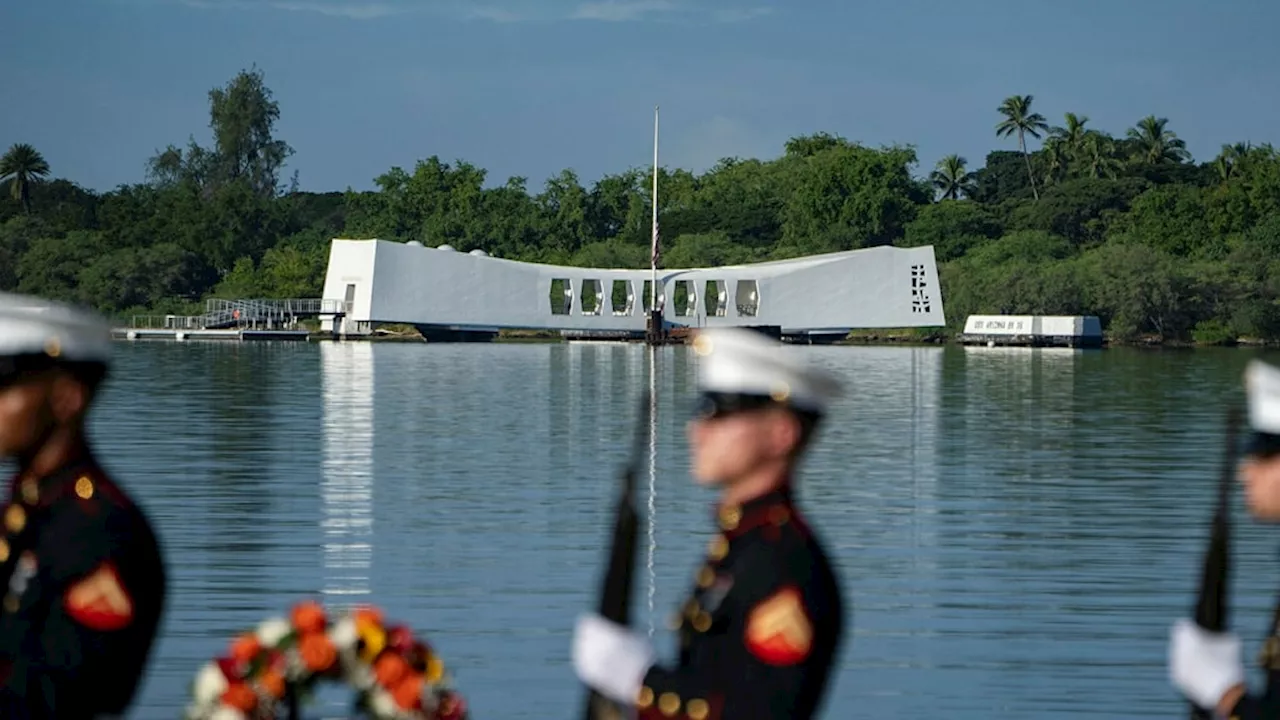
[768,408,802,457]
[47,372,90,423]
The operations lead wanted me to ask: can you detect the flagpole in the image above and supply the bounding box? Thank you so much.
[650,105,659,316]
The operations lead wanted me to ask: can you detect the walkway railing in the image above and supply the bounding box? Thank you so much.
[127,298,348,330]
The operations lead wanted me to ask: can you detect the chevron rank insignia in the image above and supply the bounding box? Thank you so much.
[744,586,812,665]
[64,562,134,631]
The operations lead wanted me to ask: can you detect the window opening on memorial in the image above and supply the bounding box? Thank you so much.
[642,280,666,312]
[735,280,759,317]
[611,280,634,316]
[910,263,931,314]
[580,279,604,316]
[673,280,697,317]
[549,278,572,315]
[704,280,727,317]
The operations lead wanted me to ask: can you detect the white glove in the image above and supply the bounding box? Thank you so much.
[572,613,656,705]
[1169,617,1246,710]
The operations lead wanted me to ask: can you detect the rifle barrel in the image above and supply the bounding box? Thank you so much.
[1189,406,1241,718]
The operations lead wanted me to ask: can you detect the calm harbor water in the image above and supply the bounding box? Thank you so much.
[32,341,1280,717]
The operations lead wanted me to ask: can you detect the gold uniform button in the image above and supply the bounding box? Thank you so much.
[5,505,25,533]
[708,535,728,560]
[0,539,9,563]
[636,686,654,708]
[687,698,710,720]
[696,566,715,588]
[692,611,712,632]
[718,506,740,530]
[19,479,38,505]
[3,594,17,612]
[658,692,681,716]
[74,476,94,500]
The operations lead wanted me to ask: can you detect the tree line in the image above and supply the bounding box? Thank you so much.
[2,68,1278,344]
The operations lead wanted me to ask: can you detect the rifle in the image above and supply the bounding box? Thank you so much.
[1189,405,1242,719]
[580,389,652,720]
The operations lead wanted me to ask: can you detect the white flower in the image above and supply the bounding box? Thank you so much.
[193,662,228,704]
[369,687,399,718]
[208,707,248,720]
[256,617,293,647]
[330,616,358,651]
[346,659,376,691]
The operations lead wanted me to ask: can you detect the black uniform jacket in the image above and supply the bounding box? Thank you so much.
[1226,624,1280,719]
[634,484,845,720]
[0,457,166,719]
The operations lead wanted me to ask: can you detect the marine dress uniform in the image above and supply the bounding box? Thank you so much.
[1171,359,1280,719]
[0,292,166,718]
[573,328,846,720]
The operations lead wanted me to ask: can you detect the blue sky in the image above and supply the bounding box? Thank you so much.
[2,0,1277,194]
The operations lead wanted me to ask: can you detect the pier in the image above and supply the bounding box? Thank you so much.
[114,298,346,342]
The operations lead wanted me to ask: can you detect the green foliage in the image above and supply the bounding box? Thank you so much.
[5,71,1280,344]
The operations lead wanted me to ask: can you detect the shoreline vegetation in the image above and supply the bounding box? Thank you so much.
[4,69,1280,348]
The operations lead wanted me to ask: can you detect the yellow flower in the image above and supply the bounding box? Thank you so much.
[426,655,445,683]
[358,624,386,663]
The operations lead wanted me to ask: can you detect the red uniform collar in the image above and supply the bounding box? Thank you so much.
[712,483,798,541]
[7,458,106,509]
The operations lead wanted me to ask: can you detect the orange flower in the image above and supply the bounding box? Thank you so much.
[229,633,261,664]
[298,632,337,673]
[259,668,286,699]
[221,682,258,712]
[390,672,424,710]
[353,605,384,628]
[373,652,409,689]
[291,600,328,635]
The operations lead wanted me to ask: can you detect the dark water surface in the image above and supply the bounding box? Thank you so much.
[65,342,1280,717]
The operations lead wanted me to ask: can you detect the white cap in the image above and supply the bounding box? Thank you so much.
[0,291,112,363]
[691,328,842,413]
[1246,359,1280,435]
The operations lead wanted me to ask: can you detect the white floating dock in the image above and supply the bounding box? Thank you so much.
[956,315,1103,348]
[112,328,312,342]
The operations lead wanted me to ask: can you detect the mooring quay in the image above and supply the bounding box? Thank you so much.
[113,298,345,342]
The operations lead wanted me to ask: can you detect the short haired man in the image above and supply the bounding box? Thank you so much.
[0,291,167,718]
[573,327,846,720]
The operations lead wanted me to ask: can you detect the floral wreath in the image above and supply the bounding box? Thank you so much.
[184,600,469,720]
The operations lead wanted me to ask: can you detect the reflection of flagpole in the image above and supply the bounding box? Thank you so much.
[645,345,658,637]
[319,343,374,609]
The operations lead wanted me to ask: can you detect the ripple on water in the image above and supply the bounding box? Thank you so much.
[78,342,1280,718]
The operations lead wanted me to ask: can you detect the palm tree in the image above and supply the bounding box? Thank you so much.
[1126,116,1191,165]
[1214,142,1252,182]
[1041,138,1070,187]
[0,143,51,214]
[995,95,1050,200]
[1050,113,1089,151]
[930,154,976,200]
[1079,132,1124,180]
